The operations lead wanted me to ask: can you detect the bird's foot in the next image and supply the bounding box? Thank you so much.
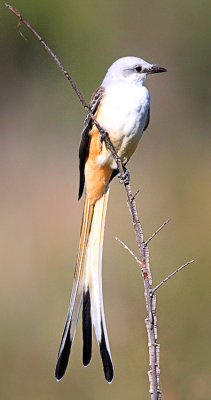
[99,128,106,143]
[118,167,130,184]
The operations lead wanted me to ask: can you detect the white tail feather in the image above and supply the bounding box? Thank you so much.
[56,189,113,382]
[85,188,111,355]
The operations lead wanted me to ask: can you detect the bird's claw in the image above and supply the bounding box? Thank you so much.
[118,168,130,184]
[99,129,106,143]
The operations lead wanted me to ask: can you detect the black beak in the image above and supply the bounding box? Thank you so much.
[146,65,167,74]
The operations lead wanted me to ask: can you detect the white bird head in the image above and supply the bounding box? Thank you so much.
[102,56,166,87]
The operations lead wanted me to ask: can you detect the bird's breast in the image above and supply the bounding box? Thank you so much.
[96,83,150,167]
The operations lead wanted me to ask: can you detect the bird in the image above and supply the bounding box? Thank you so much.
[55,56,166,383]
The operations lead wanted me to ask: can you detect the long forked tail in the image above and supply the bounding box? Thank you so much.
[55,187,113,383]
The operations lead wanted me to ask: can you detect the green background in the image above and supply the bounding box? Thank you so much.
[0,1,210,399]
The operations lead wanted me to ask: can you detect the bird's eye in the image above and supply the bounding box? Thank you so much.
[135,66,142,73]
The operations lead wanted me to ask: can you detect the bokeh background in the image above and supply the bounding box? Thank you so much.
[0,1,210,399]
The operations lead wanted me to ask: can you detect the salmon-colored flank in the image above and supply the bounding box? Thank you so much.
[85,98,113,205]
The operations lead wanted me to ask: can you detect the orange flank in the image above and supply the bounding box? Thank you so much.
[85,125,113,205]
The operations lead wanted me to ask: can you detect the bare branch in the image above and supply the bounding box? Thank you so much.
[5,4,88,109]
[5,3,127,183]
[115,237,141,266]
[144,218,171,247]
[152,260,194,294]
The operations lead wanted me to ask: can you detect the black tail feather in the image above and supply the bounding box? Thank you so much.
[82,289,92,366]
[55,328,72,381]
[100,322,114,383]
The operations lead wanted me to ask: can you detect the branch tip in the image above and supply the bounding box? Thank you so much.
[116,237,141,265]
[131,189,140,201]
[152,259,194,293]
[144,218,171,247]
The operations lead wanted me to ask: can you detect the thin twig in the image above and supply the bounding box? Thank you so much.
[144,218,171,247]
[4,3,126,183]
[5,4,89,110]
[17,20,27,40]
[116,237,141,266]
[152,260,194,293]
[131,189,140,202]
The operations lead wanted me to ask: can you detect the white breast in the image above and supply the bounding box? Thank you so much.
[97,82,150,168]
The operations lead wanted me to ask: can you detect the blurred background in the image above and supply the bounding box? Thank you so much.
[0,1,210,399]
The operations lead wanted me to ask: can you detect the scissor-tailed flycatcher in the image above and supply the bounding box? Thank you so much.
[55,56,166,383]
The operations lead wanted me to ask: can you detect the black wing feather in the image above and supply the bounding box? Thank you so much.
[78,86,105,200]
[143,107,150,131]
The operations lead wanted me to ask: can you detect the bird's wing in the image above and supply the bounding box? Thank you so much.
[143,107,150,131]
